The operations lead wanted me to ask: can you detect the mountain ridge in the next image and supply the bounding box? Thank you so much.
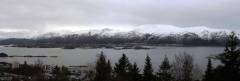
[0,25,236,39]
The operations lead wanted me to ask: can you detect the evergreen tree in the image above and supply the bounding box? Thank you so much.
[203,58,213,81]
[61,66,70,81]
[143,55,154,81]
[94,51,112,81]
[157,55,173,81]
[114,54,130,81]
[214,32,240,81]
[51,66,70,81]
[20,61,32,76]
[106,60,113,81]
[129,62,142,81]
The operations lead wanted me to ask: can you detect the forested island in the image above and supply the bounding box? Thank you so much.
[0,31,237,49]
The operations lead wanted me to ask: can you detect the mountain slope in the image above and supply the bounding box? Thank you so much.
[0,25,235,39]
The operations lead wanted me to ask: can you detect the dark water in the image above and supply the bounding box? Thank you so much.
[0,46,224,71]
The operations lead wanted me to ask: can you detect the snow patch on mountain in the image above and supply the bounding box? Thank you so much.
[0,25,236,38]
[44,25,232,35]
[134,25,230,35]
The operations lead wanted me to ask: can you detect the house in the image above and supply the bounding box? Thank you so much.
[0,72,26,81]
[0,62,12,69]
[68,66,91,81]
[0,73,12,81]
[43,65,54,73]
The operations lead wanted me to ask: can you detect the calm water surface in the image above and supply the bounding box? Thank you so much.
[0,46,224,71]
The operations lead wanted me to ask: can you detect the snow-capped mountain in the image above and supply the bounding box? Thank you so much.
[44,25,233,35]
[0,25,236,39]
[133,25,231,35]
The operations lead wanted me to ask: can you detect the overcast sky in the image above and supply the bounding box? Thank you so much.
[0,0,240,37]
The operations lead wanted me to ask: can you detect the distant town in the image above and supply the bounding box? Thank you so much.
[0,61,93,81]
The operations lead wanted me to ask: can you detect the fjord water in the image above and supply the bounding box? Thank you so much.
[0,46,223,71]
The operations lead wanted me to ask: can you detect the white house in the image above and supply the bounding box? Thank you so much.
[0,62,12,69]
[68,66,91,81]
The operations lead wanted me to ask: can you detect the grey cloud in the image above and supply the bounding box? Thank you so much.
[0,0,240,30]
[0,31,32,38]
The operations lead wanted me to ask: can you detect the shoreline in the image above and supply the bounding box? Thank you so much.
[0,44,226,49]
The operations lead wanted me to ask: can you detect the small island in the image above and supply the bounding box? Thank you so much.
[0,52,8,57]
